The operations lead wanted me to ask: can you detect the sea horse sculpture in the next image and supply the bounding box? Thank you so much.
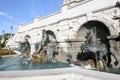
[80,27,119,70]
[80,27,109,70]
[36,29,49,53]
[28,29,58,64]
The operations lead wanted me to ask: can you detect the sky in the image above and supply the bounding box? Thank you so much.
[0,0,63,34]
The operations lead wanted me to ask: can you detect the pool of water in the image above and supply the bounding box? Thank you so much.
[0,56,70,71]
[0,56,120,75]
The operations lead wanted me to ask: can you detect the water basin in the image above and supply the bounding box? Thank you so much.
[0,56,70,71]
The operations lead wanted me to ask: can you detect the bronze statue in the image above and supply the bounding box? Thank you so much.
[80,27,109,70]
[36,29,49,53]
[79,27,119,70]
[28,29,58,64]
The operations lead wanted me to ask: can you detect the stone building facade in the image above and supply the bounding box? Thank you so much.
[7,0,120,61]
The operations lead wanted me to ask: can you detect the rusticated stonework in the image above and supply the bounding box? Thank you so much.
[7,0,120,63]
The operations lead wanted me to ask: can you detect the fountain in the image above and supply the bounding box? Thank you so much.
[0,29,70,71]
[77,27,119,72]
[0,29,120,80]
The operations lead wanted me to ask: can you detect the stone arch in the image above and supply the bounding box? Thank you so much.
[23,34,31,53]
[77,20,110,47]
[96,15,117,35]
[76,14,117,35]
[76,20,120,66]
[46,30,57,42]
[64,19,112,61]
[46,30,56,39]
[17,34,31,58]
[24,34,31,43]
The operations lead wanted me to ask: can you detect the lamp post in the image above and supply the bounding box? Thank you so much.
[1,30,5,44]
[10,26,13,38]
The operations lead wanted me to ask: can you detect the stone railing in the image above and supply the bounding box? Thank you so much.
[0,67,119,80]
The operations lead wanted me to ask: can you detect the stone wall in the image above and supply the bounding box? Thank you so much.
[7,0,120,62]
